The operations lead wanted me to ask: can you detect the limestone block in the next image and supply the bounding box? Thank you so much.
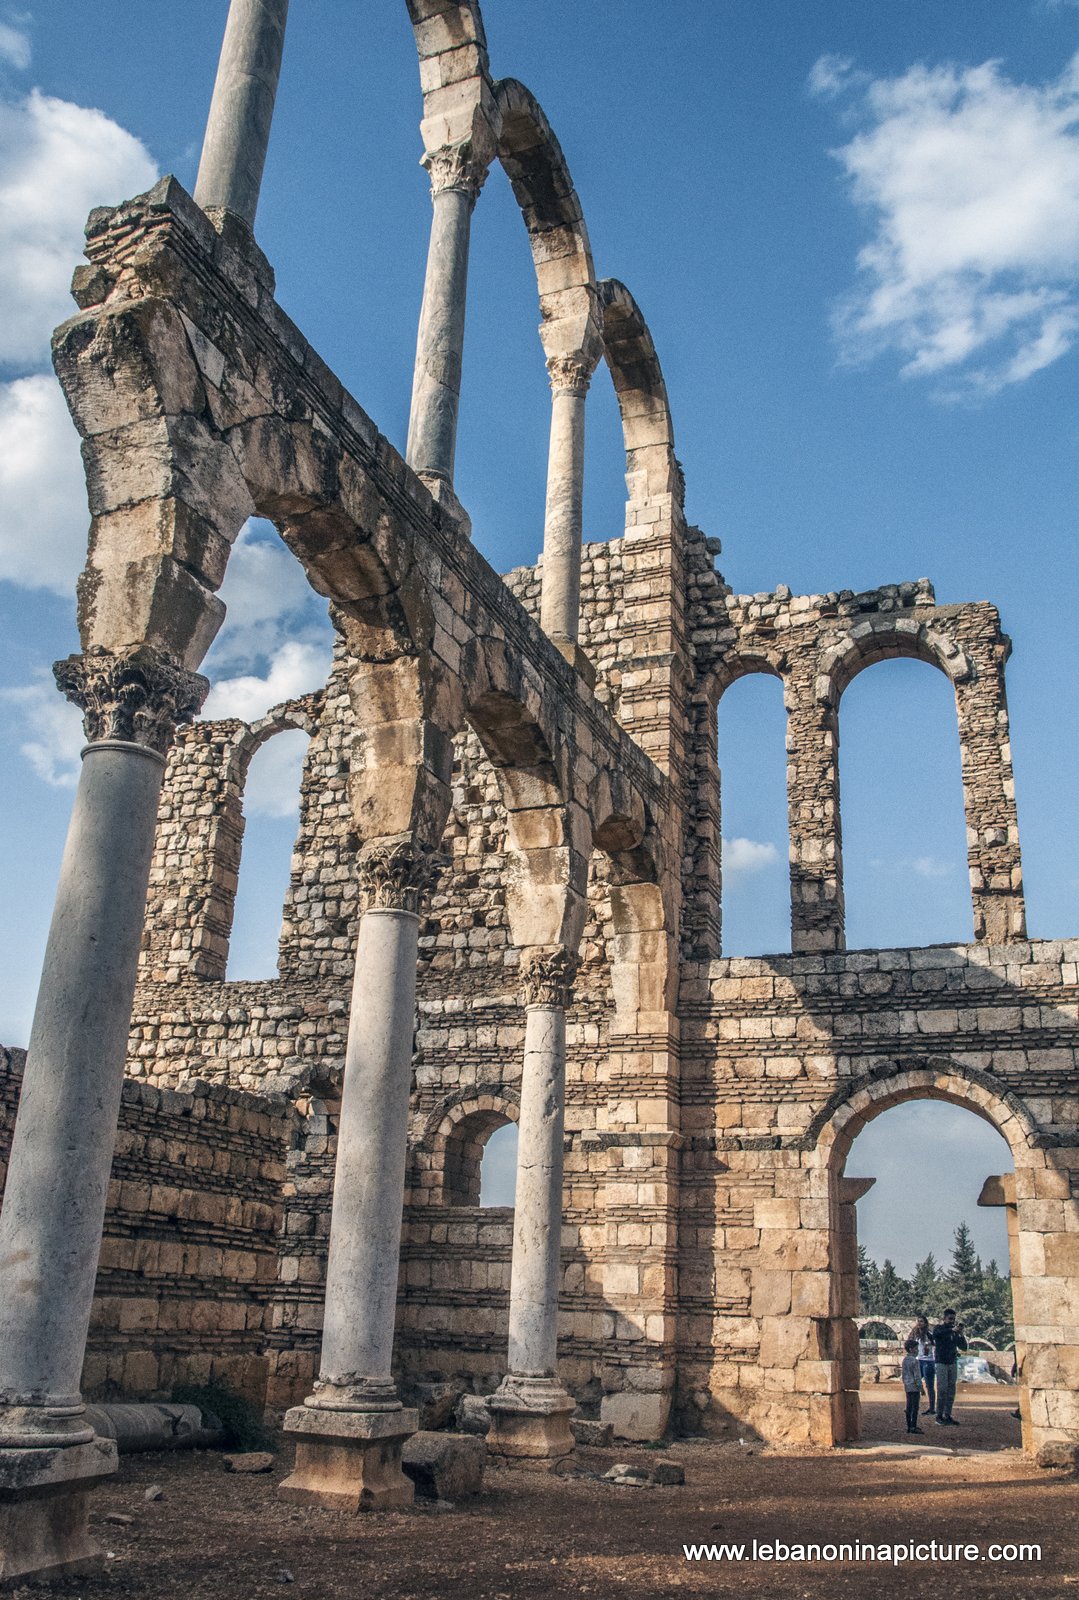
[600,1391,670,1442]
[401,1431,485,1500]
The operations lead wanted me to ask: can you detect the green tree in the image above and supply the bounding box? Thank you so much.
[909,1253,943,1320]
[858,1245,885,1314]
[876,1258,909,1316]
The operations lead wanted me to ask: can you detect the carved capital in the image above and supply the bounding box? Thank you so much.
[358,836,437,914]
[54,645,208,756]
[423,141,490,204]
[545,353,594,396]
[520,944,578,1009]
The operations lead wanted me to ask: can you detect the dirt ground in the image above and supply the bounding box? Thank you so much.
[16,1386,1077,1600]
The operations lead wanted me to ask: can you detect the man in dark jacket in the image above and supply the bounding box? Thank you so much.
[932,1308,968,1425]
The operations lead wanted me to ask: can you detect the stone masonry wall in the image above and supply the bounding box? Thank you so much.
[0,1048,296,1407]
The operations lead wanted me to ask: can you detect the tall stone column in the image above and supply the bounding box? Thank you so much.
[539,357,595,673]
[488,946,578,1466]
[281,838,432,1513]
[194,0,289,228]
[0,645,205,1586]
[405,143,490,531]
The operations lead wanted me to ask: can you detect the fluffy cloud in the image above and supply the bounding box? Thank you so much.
[0,670,85,787]
[0,86,157,368]
[0,18,31,70]
[244,727,311,819]
[912,854,953,879]
[723,836,780,883]
[0,373,87,592]
[202,639,333,724]
[812,51,1079,394]
[204,522,331,674]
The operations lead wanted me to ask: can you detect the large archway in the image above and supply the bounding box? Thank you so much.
[807,1060,1070,1453]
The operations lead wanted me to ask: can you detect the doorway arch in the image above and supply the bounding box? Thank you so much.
[803,1059,1069,1452]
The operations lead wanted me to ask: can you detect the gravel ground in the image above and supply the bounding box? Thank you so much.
[10,1387,1074,1600]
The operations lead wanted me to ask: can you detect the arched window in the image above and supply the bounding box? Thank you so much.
[839,658,970,948]
[436,1109,519,1207]
[716,672,788,955]
[479,1121,518,1208]
[226,727,310,981]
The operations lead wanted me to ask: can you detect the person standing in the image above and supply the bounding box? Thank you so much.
[901,1339,924,1434]
[932,1308,967,1425]
[911,1313,936,1416]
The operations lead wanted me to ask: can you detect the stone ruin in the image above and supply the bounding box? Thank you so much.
[1,0,1077,1583]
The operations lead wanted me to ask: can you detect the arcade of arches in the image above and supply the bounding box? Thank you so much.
[0,0,1076,1581]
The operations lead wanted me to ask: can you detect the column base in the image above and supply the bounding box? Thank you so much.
[0,1438,117,1589]
[279,1405,417,1513]
[487,1377,575,1467]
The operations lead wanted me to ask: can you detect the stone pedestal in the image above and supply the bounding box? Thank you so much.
[279,1405,416,1513]
[0,1437,116,1589]
[487,1377,575,1467]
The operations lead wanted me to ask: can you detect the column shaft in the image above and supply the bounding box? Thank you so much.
[506,1005,567,1376]
[0,742,165,1417]
[316,907,418,1399]
[194,0,289,226]
[539,386,587,645]
[405,185,474,486]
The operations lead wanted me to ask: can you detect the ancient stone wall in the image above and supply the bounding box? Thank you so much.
[0,1048,295,1407]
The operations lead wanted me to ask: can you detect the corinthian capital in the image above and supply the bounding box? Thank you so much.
[520,944,578,1009]
[359,835,438,914]
[423,141,490,204]
[54,645,208,756]
[545,354,594,397]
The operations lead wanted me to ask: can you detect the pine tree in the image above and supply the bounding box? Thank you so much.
[857,1245,879,1314]
[947,1222,994,1340]
[909,1253,943,1320]
[876,1259,909,1316]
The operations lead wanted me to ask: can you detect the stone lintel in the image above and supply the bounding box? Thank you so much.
[838,1176,876,1205]
[279,1405,417,1513]
[977,1173,1016,1208]
[0,1438,117,1589]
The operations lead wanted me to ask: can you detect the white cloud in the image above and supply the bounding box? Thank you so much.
[817,51,1079,394]
[0,373,87,593]
[202,639,332,723]
[205,521,328,673]
[723,836,780,883]
[244,727,311,819]
[0,669,85,787]
[807,54,865,101]
[0,18,30,70]
[912,854,953,879]
[0,86,157,369]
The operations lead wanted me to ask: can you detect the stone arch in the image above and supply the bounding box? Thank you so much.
[224,697,321,789]
[598,278,682,527]
[855,1317,903,1342]
[817,620,972,706]
[712,650,787,708]
[412,1089,519,1206]
[807,1057,1040,1170]
[799,1058,1061,1450]
[493,78,597,323]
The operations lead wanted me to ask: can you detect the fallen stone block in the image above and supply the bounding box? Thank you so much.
[412,1381,463,1432]
[455,1394,491,1436]
[402,1431,486,1501]
[223,1452,275,1474]
[1036,1441,1079,1471]
[571,1419,613,1448]
[651,1461,685,1486]
[602,1463,650,1486]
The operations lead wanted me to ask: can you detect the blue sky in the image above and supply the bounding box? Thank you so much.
[3,0,1077,1268]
